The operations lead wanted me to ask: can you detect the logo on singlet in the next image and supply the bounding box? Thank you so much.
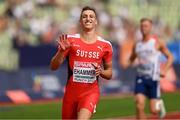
[97,46,103,51]
[76,49,100,59]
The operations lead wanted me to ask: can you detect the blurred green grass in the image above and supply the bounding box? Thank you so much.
[0,92,179,119]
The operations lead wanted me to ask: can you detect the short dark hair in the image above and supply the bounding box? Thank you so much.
[140,18,153,24]
[80,6,98,20]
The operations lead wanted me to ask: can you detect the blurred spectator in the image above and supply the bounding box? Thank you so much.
[0,15,18,70]
[152,15,172,42]
[0,15,8,31]
[4,0,16,19]
[29,16,51,37]
[13,0,34,19]
[12,20,29,48]
[0,0,179,71]
[137,0,160,5]
[41,20,59,44]
[173,21,180,41]
[2,0,178,48]
[36,0,58,7]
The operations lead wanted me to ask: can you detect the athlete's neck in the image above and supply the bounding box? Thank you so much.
[142,34,151,42]
[80,30,97,43]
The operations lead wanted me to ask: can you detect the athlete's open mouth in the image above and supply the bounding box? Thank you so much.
[85,23,92,25]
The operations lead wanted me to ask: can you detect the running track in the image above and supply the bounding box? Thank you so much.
[116,112,180,119]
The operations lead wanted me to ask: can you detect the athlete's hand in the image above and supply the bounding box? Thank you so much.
[160,70,166,78]
[92,63,102,77]
[56,34,70,51]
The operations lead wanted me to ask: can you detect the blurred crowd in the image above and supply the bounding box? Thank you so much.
[0,0,180,70]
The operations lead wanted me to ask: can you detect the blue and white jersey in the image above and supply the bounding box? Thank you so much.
[135,36,161,81]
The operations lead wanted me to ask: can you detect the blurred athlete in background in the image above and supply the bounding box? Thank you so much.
[50,6,113,119]
[128,18,173,119]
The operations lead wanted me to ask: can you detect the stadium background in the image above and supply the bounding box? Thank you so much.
[0,0,180,119]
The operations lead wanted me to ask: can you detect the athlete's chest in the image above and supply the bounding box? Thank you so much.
[135,40,156,58]
[69,41,104,60]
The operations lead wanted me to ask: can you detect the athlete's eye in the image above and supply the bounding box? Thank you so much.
[82,15,87,19]
[90,14,95,19]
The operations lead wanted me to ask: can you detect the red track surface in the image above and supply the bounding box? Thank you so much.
[117,112,180,120]
[151,112,180,119]
[0,98,61,106]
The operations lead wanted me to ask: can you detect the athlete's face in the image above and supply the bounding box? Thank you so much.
[80,10,97,31]
[140,21,152,36]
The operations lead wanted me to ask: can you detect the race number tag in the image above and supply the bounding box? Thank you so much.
[137,59,154,76]
[73,61,96,83]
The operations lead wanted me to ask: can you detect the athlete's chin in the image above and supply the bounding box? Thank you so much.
[142,31,150,35]
[83,27,95,31]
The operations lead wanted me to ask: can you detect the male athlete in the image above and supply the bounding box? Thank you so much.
[128,18,173,119]
[50,6,113,119]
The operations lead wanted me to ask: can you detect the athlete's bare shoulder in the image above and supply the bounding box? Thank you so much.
[149,35,160,45]
[151,35,159,40]
[150,35,164,49]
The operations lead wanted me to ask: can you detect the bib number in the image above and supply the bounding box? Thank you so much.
[137,62,154,76]
[73,61,96,83]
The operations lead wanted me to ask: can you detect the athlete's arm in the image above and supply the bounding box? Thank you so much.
[158,40,174,77]
[130,43,137,63]
[100,61,112,80]
[124,43,137,68]
[92,61,112,80]
[92,41,113,80]
[50,34,70,71]
[50,51,65,71]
